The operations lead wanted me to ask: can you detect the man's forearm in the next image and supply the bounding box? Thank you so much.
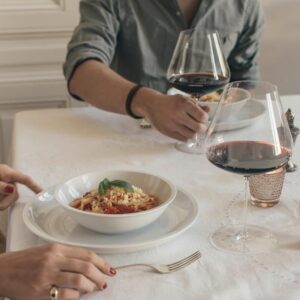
[69,60,136,114]
[68,60,162,119]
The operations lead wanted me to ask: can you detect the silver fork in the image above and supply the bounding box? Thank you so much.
[115,250,201,274]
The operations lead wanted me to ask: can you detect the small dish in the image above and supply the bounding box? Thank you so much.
[168,87,250,119]
[199,87,251,119]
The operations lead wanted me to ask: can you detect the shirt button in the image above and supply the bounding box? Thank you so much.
[176,11,181,16]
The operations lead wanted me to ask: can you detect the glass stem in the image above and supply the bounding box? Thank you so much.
[242,176,249,242]
[193,94,202,146]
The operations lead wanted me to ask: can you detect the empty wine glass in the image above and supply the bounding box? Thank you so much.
[205,81,293,253]
[167,29,230,154]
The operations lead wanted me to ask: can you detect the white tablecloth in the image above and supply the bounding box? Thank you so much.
[7,95,300,300]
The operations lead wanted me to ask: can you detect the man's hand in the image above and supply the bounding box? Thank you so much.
[133,88,209,141]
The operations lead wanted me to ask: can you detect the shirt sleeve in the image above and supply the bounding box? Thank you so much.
[228,0,265,81]
[63,0,120,82]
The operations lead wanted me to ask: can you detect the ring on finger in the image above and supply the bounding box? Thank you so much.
[50,285,59,300]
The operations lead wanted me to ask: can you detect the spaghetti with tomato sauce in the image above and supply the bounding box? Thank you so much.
[70,185,159,214]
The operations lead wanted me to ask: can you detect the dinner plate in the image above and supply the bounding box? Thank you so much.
[23,186,199,254]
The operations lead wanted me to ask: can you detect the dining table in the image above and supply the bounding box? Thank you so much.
[6,94,300,300]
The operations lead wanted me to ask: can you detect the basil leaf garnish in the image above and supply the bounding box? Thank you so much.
[98,178,134,197]
[110,180,134,193]
[98,181,106,197]
[102,178,110,190]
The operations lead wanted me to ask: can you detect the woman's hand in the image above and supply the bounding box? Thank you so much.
[0,243,117,300]
[0,164,42,210]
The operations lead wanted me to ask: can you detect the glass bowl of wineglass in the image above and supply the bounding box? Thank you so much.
[205,80,293,253]
[167,29,230,154]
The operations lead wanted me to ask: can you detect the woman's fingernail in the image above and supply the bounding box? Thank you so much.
[102,283,107,290]
[4,186,14,194]
[110,267,117,275]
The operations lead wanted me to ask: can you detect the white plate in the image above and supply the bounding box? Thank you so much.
[215,100,266,131]
[23,186,199,254]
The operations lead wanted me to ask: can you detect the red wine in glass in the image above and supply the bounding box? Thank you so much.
[169,72,229,96]
[207,141,291,175]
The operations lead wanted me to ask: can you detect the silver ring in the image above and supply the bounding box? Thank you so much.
[50,286,59,300]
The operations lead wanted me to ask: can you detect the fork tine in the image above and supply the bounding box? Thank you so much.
[167,255,200,272]
[168,251,201,267]
[167,251,201,269]
[167,256,199,272]
[167,252,201,271]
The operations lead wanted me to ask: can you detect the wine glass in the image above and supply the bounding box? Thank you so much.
[167,29,230,154]
[205,81,293,253]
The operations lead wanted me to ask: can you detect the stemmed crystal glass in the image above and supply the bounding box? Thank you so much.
[205,81,293,253]
[167,29,230,154]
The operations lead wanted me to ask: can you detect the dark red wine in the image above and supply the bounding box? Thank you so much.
[207,141,291,175]
[169,72,229,95]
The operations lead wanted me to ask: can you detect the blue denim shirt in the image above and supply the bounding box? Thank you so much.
[64,0,264,93]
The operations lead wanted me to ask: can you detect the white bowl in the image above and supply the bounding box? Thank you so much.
[55,170,177,234]
[168,87,250,119]
[199,87,250,119]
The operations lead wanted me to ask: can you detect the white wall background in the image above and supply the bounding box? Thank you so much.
[260,0,300,95]
[0,0,80,163]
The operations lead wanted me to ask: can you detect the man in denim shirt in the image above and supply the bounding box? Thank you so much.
[64,0,264,141]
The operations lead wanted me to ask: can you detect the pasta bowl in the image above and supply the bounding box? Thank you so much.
[199,87,251,120]
[168,87,250,119]
[55,170,177,234]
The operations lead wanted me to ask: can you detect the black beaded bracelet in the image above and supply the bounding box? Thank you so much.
[125,84,145,119]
